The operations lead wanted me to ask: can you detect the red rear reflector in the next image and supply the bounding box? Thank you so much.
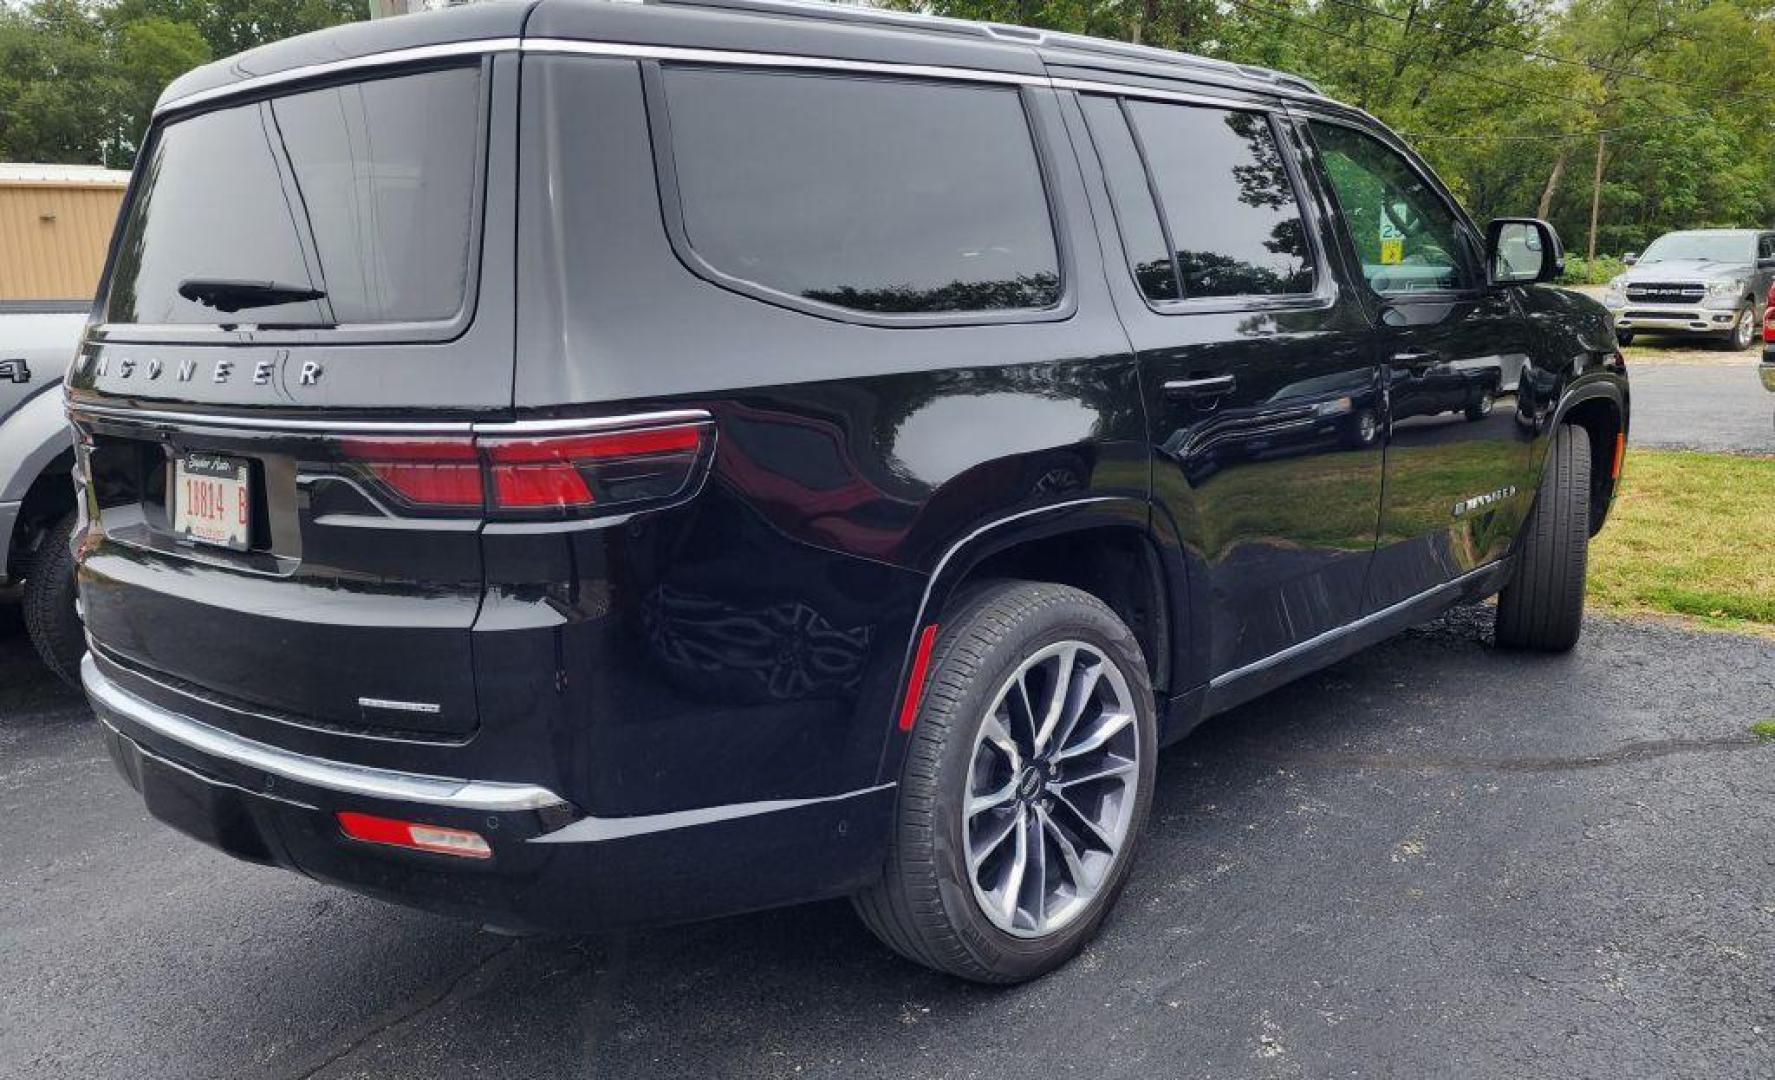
[1611,431,1626,479]
[897,624,941,731]
[337,811,492,859]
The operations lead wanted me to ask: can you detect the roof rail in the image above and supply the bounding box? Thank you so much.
[641,0,1326,96]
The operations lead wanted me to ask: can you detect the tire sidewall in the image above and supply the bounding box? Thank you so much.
[920,590,1157,980]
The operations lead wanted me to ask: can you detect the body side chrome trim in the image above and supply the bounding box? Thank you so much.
[82,654,567,812]
[531,783,896,843]
[1208,563,1497,690]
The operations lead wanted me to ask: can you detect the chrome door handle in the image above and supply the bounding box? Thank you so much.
[1164,375,1237,399]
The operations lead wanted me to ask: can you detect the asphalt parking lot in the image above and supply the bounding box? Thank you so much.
[3,600,1772,1080]
[1626,356,1775,454]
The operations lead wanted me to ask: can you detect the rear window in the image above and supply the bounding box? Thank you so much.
[657,67,1061,318]
[105,65,484,329]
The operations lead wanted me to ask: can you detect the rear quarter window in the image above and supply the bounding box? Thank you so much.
[654,67,1062,321]
[104,65,485,333]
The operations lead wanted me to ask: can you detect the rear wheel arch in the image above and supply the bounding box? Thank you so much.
[873,499,1184,786]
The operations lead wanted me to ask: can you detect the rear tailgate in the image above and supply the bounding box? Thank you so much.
[67,54,520,739]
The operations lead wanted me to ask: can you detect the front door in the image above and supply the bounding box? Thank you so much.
[1303,118,1540,611]
[1072,92,1384,680]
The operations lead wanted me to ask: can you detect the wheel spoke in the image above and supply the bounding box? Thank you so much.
[1038,804,1090,892]
[980,711,1021,771]
[1023,806,1047,926]
[1053,790,1116,853]
[1050,659,1104,755]
[968,776,1019,818]
[1056,708,1134,762]
[1031,645,1077,755]
[970,806,1019,863]
[1056,756,1135,790]
[999,807,1029,925]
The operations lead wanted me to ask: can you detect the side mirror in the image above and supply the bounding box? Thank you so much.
[1487,218,1565,286]
[1623,252,1639,266]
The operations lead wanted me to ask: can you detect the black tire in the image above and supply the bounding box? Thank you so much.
[853,581,1157,983]
[1615,330,1634,347]
[1463,390,1495,422]
[1495,424,1591,652]
[22,511,83,687]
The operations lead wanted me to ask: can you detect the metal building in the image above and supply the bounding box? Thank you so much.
[0,164,131,304]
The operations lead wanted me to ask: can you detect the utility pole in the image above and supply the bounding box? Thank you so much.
[1587,131,1606,262]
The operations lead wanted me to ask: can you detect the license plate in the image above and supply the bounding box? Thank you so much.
[173,453,252,550]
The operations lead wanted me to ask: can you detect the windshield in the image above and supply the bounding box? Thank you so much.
[104,65,483,328]
[1638,232,1755,265]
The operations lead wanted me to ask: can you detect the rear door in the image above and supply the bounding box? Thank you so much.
[1299,116,1538,610]
[66,56,519,738]
[1072,91,1384,680]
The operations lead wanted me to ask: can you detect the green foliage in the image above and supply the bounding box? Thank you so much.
[0,0,363,168]
[889,0,1775,263]
[1558,255,1627,286]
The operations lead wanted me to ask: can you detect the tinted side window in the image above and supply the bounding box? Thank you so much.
[1078,95,1177,302]
[1123,101,1314,299]
[1309,122,1472,296]
[1759,234,1775,260]
[659,68,1060,316]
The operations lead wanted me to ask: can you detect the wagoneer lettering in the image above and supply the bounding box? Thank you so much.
[70,0,1628,984]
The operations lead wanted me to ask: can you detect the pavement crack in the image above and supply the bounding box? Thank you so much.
[284,937,519,1080]
[1265,735,1768,774]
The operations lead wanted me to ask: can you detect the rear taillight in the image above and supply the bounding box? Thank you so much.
[337,418,714,519]
[339,438,482,509]
[482,425,706,512]
[1763,283,1775,343]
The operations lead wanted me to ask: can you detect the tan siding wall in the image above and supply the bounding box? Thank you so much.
[0,183,126,302]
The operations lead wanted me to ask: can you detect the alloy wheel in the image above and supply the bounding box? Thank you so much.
[964,641,1141,938]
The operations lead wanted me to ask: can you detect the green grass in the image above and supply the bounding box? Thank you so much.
[1589,450,1775,632]
[1753,719,1775,741]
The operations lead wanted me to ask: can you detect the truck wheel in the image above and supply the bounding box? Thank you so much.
[1463,390,1495,422]
[1495,424,1591,652]
[23,511,83,687]
[853,581,1156,983]
[1728,304,1757,351]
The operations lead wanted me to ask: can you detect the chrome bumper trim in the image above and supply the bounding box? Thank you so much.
[82,653,568,813]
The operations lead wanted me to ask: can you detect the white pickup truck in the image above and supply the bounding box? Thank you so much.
[1,300,86,684]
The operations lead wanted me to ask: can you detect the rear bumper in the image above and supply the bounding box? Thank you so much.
[85,653,895,931]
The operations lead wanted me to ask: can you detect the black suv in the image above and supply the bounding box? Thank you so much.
[68,0,1629,983]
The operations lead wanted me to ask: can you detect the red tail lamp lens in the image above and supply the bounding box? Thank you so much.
[482,425,707,512]
[337,811,492,859]
[1764,283,1775,343]
[337,422,710,516]
[339,437,482,509]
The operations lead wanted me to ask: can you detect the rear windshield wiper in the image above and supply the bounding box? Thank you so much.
[177,278,327,313]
